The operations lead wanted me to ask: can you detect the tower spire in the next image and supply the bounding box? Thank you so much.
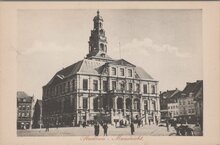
[86,10,110,60]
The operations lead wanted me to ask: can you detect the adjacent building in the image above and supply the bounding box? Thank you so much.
[159,89,181,119]
[42,10,160,127]
[32,99,43,128]
[178,80,203,123]
[17,91,34,129]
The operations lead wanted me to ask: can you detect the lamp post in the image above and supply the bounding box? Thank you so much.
[79,106,82,126]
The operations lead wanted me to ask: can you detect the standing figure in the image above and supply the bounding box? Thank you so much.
[45,121,50,132]
[103,123,108,136]
[56,120,59,129]
[166,120,169,132]
[83,121,86,128]
[130,122,135,135]
[94,122,100,136]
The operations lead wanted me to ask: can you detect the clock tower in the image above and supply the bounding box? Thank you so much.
[86,10,112,61]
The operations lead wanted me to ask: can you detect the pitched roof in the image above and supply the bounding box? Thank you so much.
[135,67,153,80]
[182,80,203,96]
[46,58,156,86]
[108,59,136,67]
[17,91,30,98]
[78,59,105,75]
[160,90,176,99]
[46,60,83,86]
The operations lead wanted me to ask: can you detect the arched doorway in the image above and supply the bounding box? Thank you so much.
[117,97,123,110]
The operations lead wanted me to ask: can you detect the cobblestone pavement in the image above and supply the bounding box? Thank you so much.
[17,124,181,136]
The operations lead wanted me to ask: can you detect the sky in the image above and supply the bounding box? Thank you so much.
[17,9,202,100]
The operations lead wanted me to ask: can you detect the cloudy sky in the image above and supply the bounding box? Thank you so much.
[17,9,202,99]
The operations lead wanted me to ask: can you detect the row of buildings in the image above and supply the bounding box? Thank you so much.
[160,80,203,126]
[17,80,203,129]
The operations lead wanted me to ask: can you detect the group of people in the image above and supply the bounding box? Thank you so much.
[94,121,136,136]
[94,122,108,136]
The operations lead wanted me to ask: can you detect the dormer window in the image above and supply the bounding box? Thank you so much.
[128,69,132,77]
[120,68,124,76]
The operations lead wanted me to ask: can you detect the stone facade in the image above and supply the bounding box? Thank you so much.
[42,11,160,127]
[178,80,203,123]
[17,91,34,129]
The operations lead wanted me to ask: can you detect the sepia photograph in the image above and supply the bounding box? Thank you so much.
[0,2,220,145]
[16,9,203,136]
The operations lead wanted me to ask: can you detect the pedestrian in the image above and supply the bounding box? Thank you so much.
[137,120,140,128]
[83,121,86,128]
[45,121,50,132]
[166,120,169,132]
[103,123,108,136]
[56,121,59,129]
[94,122,100,136]
[130,122,135,135]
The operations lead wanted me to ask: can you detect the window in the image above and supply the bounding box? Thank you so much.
[26,105,30,110]
[83,79,88,90]
[103,81,108,92]
[100,43,104,51]
[56,86,58,95]
[72,80,75,91]
[188,109,191,113]
[143,84,148,94]
[26,112,30,117]
[128,83,133,91]
[67,82,70,92]
[18,106,22,110]
[151,85,156,94]
[59,85,62,94]
[112,81,116,90]
[188,101,190,104]
[23,98,26,102]
[22,113,25,117]
[83,98,88,109]
[93,80,98,91]
[144,101,148,110]
[119,82,125,90]
[112,67,116,75]
[128,69,132,77]
[136,84,140,92]
[18,113,21,117]
[192,109,194,113]
[63,83,66,93]
[22,105,25,110]
[120,68,124,76]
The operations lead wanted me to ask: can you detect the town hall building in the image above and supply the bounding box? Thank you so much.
[42,11,160,127]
